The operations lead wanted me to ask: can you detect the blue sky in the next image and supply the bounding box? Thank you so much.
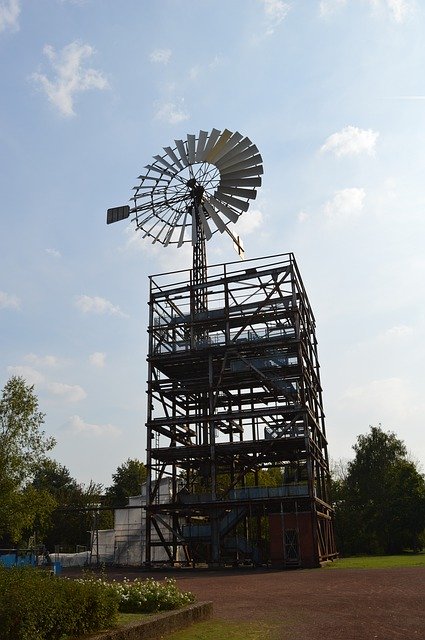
[1,0,425,486]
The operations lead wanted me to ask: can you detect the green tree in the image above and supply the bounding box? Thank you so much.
[334,425,425,555]
[0,376,56,544]
[105,458,147,507]
[32,460,112,551]
[32,459,79,496]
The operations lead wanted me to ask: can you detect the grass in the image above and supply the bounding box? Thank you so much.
[166,620,275,640]
[325,552,425,570]
[116,611,151,626]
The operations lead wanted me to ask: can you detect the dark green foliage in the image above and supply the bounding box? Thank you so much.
[105,458,147,507]
[35,467,112,551]
[32,459,79,496]
[0,566,119,640]
[333,426,425,555]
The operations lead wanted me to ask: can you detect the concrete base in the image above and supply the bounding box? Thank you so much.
[89,601,213,640]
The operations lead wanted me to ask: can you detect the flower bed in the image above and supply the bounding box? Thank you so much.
[77,575,195,613]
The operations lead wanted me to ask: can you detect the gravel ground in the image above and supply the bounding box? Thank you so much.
[64,565,425,639]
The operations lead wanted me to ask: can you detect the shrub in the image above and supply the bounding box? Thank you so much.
[116,577,195,613]
[0,566,119,640]
[77,575,195,613]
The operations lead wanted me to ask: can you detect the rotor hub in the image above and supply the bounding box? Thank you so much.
[187,179,205,207]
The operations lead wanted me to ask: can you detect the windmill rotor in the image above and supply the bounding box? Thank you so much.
[107,128,263,257]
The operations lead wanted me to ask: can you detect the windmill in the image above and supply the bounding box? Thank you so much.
[106,129,337,569]
[107,128,263,314]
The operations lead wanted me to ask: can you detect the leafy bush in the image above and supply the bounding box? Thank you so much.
[0,566,119,640]
[77,575,195,613]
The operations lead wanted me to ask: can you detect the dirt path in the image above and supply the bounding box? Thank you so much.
[66,566,425,639]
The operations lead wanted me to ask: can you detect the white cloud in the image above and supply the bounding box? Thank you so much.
[123,225,193,273]
[378,325,413,340]
[189,56,223,82]
[45,248,61,258]
[319,0,347,17]
[25,353,61,367]
[321,125,379,157]
[0,290,20,309]
[75,294,127,317]
[298,210,309,223]
[89,352,106,367]
[7,365,45,385]
[323,187,366,222]
[232,209,264,235]
[31,41,108,117]
[8,361,85,402]
[66,414,121,437]
[46,381,87,403]
[0,0,20,33]
[319,0,412,22]
[378,0,412,22]
[154,100,189,124]
[149,48,172,64]
[260,0,291,35]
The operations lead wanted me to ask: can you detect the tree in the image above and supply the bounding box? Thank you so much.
[333,425,425,555]
[32,459,79,496]
[32,459,112,551]
[105,458,147,507]
[0,376,56,544]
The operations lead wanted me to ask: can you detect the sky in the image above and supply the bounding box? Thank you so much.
[1,0,425,487]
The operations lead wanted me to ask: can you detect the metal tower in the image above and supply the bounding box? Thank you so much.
[107,129,337,568]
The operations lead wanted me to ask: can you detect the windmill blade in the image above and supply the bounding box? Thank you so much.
[163,223,176,247]
[214,139,256,169]
[140,214,162,238]
[137,174,169,182]
[187,134,196,163]
[163,210,183,246]
[216,145,260,171]
[195,130,208,161]
[200,128,221,161]
[153,224,166,243]
[163,146,184,171]
[203,201,227,233]
[219,153,263,175]
[177,211,189,247]
[133,211,156,229]
[204,129,233,164]
[209,196,240,223]
[209,131,244,164]
[220,177,262,187]
[197,205,213,240]
[215,192,250,212]
[220,164,263,180]
[153,155,179,174]
[214,136,253,166]
[108,127,263,251]
[217,185,257,199]
[144,164,176,179]
[175,139,189,167]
